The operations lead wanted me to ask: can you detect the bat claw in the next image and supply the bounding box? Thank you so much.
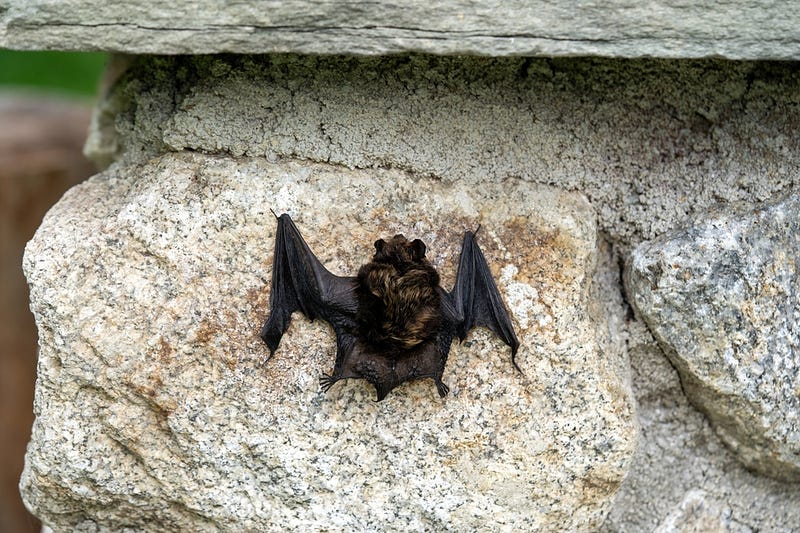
[435,379,450,397]
[319,374,337,393]
[257,352,274,367]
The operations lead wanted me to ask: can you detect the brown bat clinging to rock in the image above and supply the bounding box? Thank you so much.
[260,213,520,401]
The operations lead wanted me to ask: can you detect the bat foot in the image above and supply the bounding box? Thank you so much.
[319,374,338,393]
[435,379,450,397]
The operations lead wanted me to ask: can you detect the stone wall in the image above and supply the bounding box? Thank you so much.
[5,2,800,532]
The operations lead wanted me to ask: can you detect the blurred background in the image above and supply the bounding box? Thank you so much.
[0,50,107,533]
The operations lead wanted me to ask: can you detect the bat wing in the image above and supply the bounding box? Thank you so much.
[260,213,357,356]
[448,229,521,371]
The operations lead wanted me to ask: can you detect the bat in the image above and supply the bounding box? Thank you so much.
[260,213,520,401]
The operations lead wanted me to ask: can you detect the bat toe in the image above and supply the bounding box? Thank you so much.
[319,374,338,393]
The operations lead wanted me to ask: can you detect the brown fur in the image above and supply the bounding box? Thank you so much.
[356,234,441,352]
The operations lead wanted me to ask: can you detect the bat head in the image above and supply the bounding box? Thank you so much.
[373,235,427,265]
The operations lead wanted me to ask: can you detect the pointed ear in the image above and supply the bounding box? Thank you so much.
[374,239,386,252]
[411,239,426,260]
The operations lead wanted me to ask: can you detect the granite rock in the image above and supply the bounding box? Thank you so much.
[21,152,635,531]
[625,193,800,481]
[1,0,798,59]
[599,319,800,532]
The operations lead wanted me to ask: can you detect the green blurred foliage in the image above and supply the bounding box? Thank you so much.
[0,50,107,96]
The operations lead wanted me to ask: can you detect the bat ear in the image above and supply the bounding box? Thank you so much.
[374,239,387,252]
[411,239,426,260]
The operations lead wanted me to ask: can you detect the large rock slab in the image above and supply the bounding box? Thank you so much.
[21,152,635,531]
[1,0,799,59]
[626,193,800,481]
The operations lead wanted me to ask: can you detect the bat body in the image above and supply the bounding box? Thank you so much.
[261,214,520,401]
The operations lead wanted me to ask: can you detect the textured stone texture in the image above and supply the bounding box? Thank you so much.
[86,55,800,251]
[599,320,800,532]
[653,490,730,533]
[1,0,799,59]
[21,152,635,531]
[625,193,800,481]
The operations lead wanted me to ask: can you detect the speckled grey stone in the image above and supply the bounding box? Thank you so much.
[599,319,800,532]
[1,0,799,59]
[625,193,800,481]
[21,152,636,531]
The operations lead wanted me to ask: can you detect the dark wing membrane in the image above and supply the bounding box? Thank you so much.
[449,230,521,370]
[260,214,357,355]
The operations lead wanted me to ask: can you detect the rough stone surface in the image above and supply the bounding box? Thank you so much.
[653,490,730,533]
[86,55,800,251]
[599,320,800,532]
[21,151,635,531]
[1,0,799,59]
[625,193,800,481]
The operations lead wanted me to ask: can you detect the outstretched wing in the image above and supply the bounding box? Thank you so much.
[260,213,357,356]
[448,229,521,371]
